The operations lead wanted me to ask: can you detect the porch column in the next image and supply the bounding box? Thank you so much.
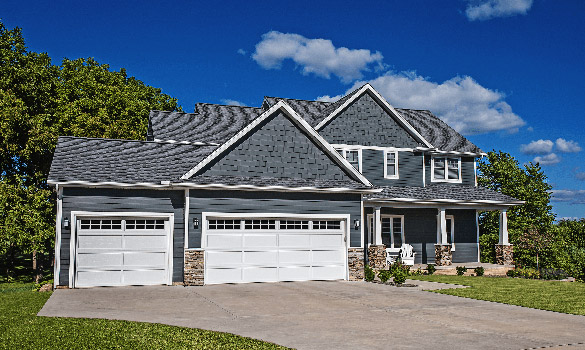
[435,208,452,266]
[496,209,514,265]
[374,206,382,245]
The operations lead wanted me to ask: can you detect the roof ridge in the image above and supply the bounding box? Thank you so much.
[195,102,262,109]
[263,96,332,104]
[57,135,215,147]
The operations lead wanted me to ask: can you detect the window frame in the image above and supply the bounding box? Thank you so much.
[366,214,405,248]
[431,156,462,183]
[383,150,399,179]
[337,148,362,173]
[446,215,455,251]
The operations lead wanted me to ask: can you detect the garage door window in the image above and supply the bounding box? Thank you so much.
[280,220,309,230]
[313,221,341,230]
[80,219,122,230]
[244,220,276,230]
[208,219,241,230]
[126,219,165,230]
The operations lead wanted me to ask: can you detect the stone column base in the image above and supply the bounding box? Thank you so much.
[495,244,514,265]
[184,250,204,286]
[348,248,365,281]
[435,244,452,266]
[367,245,387,270]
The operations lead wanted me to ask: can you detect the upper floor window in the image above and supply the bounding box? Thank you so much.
[384,151,399,179]
[432,156,461,182]
[337,148,361,172]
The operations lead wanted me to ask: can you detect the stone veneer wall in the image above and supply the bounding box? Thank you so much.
[435,244,452,266]
[184,250,204,286]
[367,245,387,270]
[495,244,514,265]
[348,248,364,281]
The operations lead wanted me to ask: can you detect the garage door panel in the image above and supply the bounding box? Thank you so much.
[77,252,123,268]
[124,252,167,268]
[206,251,242,266]
[312,266,345,280]
[279,266,311,281]
[243,234,277,248]
[311,234,343,247]
[78,235,123,249]
[123,269,167,285]
[207,268,242,284]
[125,235,167,250]
[243,267,278,282]
[77,270,122,287]
[206,234,242,249]
[279,250,311,264]
[244,251,278,265]
[312,250,345,264]
[279,234,311,248]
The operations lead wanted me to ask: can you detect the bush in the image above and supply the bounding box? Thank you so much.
[378,270,392,283]
[456,266,467,276]
[393,270,407,285]
[389,261,410,276]
[426,264,436,275]
[507,267,540,279]
[474,267,485,276]
[410,268,423,276]
[539,268,569,280]
[364,265,375,282]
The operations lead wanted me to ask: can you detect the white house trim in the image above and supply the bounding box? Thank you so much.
[430,155,462,184]
[331,144,417,152]
[54,185,63,288]
[184,189,190,256]
[383,150,399,179]
[315,84,433,148]
[180,101,372,187]
[153,139,219,146]
[366,213,405,248]
[68,211,175,288]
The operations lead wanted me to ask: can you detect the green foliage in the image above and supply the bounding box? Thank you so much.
[388,261,410,276]
[477,151,555,267]
[393,270,407,284]
[426,264,436,275]
[456,266,467,276]
[410,268,424,276]
[0,21,180,279]
[479,233,498,264]
[377,269,392,283]
[364,265,375,282]
[0,283,288,349]
[474,267,484,276]
[507,267,540,279]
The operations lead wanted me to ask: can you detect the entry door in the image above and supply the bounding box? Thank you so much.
[74,217,171,287]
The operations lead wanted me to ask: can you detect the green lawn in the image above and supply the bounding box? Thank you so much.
[0,283,289,350]
[409,275,585,316]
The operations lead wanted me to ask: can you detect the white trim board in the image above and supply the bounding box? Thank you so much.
[315,84,433,148]
[180,101,372,187]
[54,185,63,288]
[67,211,175,288]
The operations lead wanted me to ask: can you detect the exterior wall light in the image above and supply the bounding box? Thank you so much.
[193,217,199,229]
[354,220,360,230]
[63,217,70,229]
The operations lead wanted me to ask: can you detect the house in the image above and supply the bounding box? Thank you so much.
[47,84,522,288]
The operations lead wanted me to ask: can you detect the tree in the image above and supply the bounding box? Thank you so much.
[0,21,181,280]
[477,151,555,266]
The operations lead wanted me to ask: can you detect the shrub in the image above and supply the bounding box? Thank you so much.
[456,266,467,276]
[378,270,392,283]
[426,264,436,275]
[539,268,569,280]
[389,261,410,276]
[410,268,423,276]
[474,267,485,277]
[364,265,375,282]
[393,270,407,285]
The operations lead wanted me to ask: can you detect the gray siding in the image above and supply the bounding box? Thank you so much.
[364,207,478,264]
[200,111,353,181]
[319,92,422,148]
[188,190,362,248]
[362,149,424,187]
[424,155,476,187]
[59,187,185,286]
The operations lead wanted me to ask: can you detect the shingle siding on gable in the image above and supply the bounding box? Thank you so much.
[199,111,353,181]
[361,149,423,187]
[319,93,422,148]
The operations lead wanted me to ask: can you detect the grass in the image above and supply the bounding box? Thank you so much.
[409,275,585,316]
[0,283,289,350]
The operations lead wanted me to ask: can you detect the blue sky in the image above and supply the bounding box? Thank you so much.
[2,0,584,218]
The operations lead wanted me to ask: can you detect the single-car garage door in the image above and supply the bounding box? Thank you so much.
[74,217,172,288]
[204,216,347,284]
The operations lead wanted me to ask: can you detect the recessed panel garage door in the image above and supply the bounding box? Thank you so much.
[204,218,347,284]
[75,217,171,287]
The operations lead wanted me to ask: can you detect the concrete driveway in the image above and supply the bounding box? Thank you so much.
[39,281,585,350]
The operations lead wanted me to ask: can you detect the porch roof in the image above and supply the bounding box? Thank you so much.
[364,184,524,208]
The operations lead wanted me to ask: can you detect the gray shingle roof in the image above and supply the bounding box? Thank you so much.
[48,136,217,183]
[365,184,520,203]
[396,109,483,154]
[262,96,330,127]
[149,104,262,144]
[184,175,370,190]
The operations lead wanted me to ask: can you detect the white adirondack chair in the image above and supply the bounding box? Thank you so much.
[385,247,401,266]
[399,244,416,266]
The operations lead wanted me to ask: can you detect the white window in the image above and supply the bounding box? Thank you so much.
[446,215,455,250]
[337,148,362,172]
[367,214,405,248]
[208,220,241,230]
[384,150,399,179]
[432,156,461,182]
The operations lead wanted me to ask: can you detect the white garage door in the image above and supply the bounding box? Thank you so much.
[74,217,171,287]
[204,217,347,284]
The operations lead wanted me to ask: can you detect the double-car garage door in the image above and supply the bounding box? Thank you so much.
[204,217,348,284]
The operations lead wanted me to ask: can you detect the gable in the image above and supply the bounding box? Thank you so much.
[318,92,424,148]
[197,110,358,182]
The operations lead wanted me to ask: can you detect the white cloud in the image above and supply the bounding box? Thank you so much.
[555,138,582,153]
[533,153,561,166]
[221,99,247,106]
[520,139,554,155]
[237,49,247,56]
[344,72,525,135]
[465,0,533,21]
[252,31,384,83]
[316,94,342,103]
[552,190,585,205]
